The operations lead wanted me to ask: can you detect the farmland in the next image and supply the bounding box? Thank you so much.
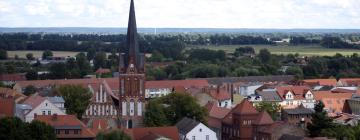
[188,44,360,56]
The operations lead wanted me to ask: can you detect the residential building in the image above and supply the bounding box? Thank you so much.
[21,95,66,122]
[176,117,217,140]
[35,114,96,140]
[46,96,66,112]
[275,86,316,109]
[238,82,263,96]
[221,100,275,140]
[0,73,26,85]
[344,95,360,115]
[281,106,314,126]
[207,87,232,108]
[0,87,27,103]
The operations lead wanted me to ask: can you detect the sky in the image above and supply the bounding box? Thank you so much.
[0,0,359,29]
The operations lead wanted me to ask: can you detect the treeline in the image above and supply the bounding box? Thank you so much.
[0,33,272,51]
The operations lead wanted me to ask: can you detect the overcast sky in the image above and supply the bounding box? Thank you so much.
[0,0,359,28]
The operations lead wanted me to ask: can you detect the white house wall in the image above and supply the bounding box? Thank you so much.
[185,123,218,140]
[25,99,66,122]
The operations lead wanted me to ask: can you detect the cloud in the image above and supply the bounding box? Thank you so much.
[0,0,359,28]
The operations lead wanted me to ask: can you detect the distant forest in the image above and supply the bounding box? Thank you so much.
[1,33,360,54]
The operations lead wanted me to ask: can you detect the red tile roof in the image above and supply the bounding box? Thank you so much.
[95,68,111,74]
[254,111,274,125]
[35,115,96,139]
[208,87,231,101]
[16,78,209,91]
[90,118,112,134]
[22,94,45,109]
[0,98,15,118]
[145,79,209,89]
[222,100,259,124]
[303,79,337,86]
[0,73,26,81]
[0,87,27,103]
[126,126,180,140]
[205,102,231,119]
[276,86,311,100]
[339,78,360,86]
[314,91,353,113]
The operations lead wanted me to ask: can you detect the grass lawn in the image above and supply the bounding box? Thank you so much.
[188,44,360,56]
[7,51,81,59]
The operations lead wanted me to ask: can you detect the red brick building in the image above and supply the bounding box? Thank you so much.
[221,100,275,140]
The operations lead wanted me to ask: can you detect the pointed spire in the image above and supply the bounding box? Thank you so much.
[126,0,139,66]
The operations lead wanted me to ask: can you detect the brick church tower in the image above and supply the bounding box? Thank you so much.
[119,0,145,128]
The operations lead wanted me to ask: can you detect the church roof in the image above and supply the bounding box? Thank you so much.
[253,111,274,125]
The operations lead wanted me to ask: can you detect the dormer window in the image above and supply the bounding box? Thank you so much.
[130,64,134,68]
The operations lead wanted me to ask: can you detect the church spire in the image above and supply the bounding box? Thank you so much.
[126,0,139,66]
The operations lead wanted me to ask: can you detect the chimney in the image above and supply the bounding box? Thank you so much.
[216,86,220,94]
[52,114,58,121]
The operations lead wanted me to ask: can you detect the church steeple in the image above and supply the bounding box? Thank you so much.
[126,0,139,69]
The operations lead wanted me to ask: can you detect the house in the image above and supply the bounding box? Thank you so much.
[21,94,66,122]
[126,126,180,140]
[0,98,15,118]
[205,102,231,140]
[176,117,217,140]
[46,96,66,113]
[221,100,275,140]
[275,86,316,109]
[338,78,360,86]
[281,106,314,127]
[333,113,360,127]
[207,87,232,108]
[0,87,27,103]
[313,91,353,114]
[35,114,96,140]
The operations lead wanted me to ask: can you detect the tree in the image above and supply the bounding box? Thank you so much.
[286,66,304,80]
[49,63,67,79]
[143,99,169,127]
[0,49,7,60]
[307,101,334,137]
[56,85,92,119]
[258,49,271,63]
[26,69,38,80]
[0,117,31,140]
[0,117,55,140]
[93,52,107,69]
[144,92,208,127]
[0,63,5,74]
[86,48,96,61]
[255,102,281,120]
[96,130,131,140]
[24,85,37,96]
[42,50,53,60]
[76,52,92,76]
[26,53,35,60]
[28,120,56,140]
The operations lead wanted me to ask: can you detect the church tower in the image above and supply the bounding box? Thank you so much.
[119,0,145,128]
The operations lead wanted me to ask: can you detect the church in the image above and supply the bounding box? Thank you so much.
[83,0,145,129]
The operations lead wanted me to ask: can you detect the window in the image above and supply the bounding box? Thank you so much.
[192,136,195,140]
[45,103,48,106]
[65,130,69,134]
[199,128,202,132]
[74,130,79,134]
[56,130,60,134]
[206,135,209,140]
[42,111,46,115]
[48,111,51,115]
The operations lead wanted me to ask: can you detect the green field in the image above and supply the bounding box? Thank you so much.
[7,51,81,59]
[188,44,360,56]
